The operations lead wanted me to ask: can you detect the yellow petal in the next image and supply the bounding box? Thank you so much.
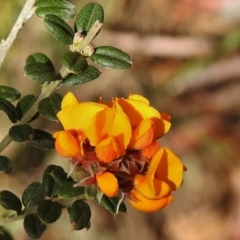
[57,102,107,130]
[61,92,79,109]
[54,131,81,157]
[128,94,149,105]
[128,189,173,212]
[96,136,122,163]
[96,172,118,197]
[133,174,170,199]
[148,148,183,191]
[141,141,159,158]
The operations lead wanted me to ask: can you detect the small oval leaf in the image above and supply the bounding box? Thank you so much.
[24,214,47,239]
[25,52,54,68]
[34,0,77,20]
[24,63,58,84]
[85,186,97,200]
[9,124,33,142]
[62,65,101,86]
[90,46,132,69]
[29,129,55,149]
[16,95,38,122]
[51,166,71,185]
[0,190,22,214]
[62,52,88,74]
[57,182,85,198]
[68,200,91,230]
[98,195,127,214]
[0,98,18,123]
[0,86,20,102]
[42,165,59,198]
[37,200,62,224]
[75,3,104,35]
[38,93,63,121]
[43,14,74,45]
[22,182,45,209]
[0,155,12,174]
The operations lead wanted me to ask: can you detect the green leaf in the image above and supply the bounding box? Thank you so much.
[75,3,104,35]
[68,200,91,230]
[0,155,12,174]
[43,14,74,45]
[16,95,38,122]
[22,182,45,209]
[98,195,127,214]
[0,86,20,102]
[34,0,77,20]
[42,165,59,198]
[24,214,47,239]
[62,52,88,74]
[57,182,85,198]
[0,190,22,214]
[9,124,33,142]
[24,63,58,84]
[25,52,54,68]
[51,166,71,185]
[38,93,62,121]
[90,46,132,69]
[85,186,97,200]
[0,98,18,123]
[37,200,62,224]
[29,129,55,149]
[63,65,101,86]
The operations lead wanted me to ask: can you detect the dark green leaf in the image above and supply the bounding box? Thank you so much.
[57,182,85,198]
[63,65,101,85]
[90,46,132,69]
[0,98,18,123]
[0,190,22,214]
[68,200,91,230]
[51,166,71,185]
[9,124,33,142]
[98,195,127,214]
[62,52,88,74]
[22,182,44,209]
[38,93,62,121]
[75,3,104,35]
[34,0,77,20]
[85,186,97,200]
[0,86,20,102]
[24,214,47,239]
[42,165,59,198]
[37,200,62,223]
[29,129,55,149]
[24,63,58,84]
[0,155,12,174]
[43,14,74,45]
[25,52,54,68]
[16,95,38,122]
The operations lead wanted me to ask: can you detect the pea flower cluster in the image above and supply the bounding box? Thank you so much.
[53,92,184,212]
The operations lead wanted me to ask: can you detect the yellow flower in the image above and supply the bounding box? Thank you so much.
[114,94,171,149]
[128,147,183,212]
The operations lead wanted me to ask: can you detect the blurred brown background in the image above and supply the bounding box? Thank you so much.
[1,0,240,239]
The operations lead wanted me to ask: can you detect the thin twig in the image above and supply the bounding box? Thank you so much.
[0,0,36,69]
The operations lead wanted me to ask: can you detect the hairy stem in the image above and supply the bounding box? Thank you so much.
[0,0,36,69]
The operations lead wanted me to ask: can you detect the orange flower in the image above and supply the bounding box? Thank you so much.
[114,94,171,149]
[128,147,183,212]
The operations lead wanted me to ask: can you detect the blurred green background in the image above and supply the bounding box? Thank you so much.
[1,0,240,239]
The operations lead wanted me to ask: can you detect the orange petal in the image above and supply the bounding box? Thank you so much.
[141,141,159,158]
[133,174,171,199]
[148,148,183,191]
[54,131,81,157]
[128,189,173,212]
[96,136,122,163]
[96,172,118,197]
[129,119,154,149]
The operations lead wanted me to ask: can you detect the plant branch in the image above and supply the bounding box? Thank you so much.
[0,0,36,69]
